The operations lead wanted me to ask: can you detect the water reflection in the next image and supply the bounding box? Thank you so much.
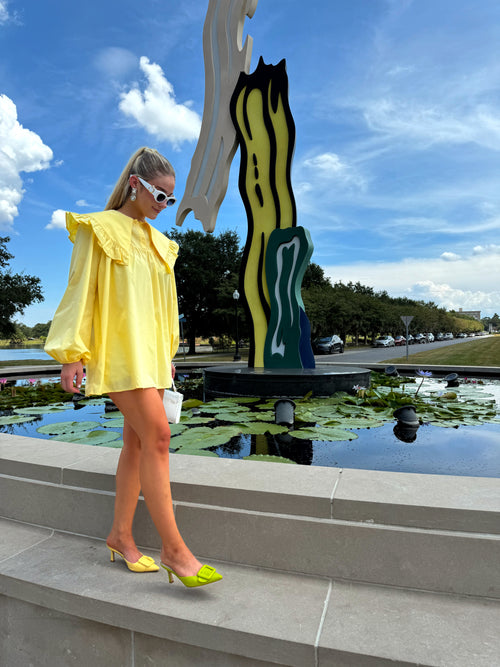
[213,421,500,477]
[393,422,419,443]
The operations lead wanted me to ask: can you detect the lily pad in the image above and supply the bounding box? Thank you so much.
[243,454,296,464]
[244,410,275,422]
[179,416,215,425]
[51,430,121,445]
[182,398,204,409]
[0,414,39,425]
[36,421,99,436]
[14,404,70,415]
[213,410,252,422]
[199,403,250,414]
[290,426,358,441]
[169,423,189,436]
[171,425,241,451]
[235,422,288,435]
[102,417,125,429]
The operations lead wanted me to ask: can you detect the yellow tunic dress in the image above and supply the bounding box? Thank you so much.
[45,210,179,396]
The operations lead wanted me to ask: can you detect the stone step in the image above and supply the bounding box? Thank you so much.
[2,473,500,599]
[1,519,499,667]
[1,435,500,598]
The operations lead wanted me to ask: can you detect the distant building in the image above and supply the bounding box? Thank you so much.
[457,308,481,321]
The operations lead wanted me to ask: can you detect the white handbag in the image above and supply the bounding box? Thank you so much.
[163,380,183,424]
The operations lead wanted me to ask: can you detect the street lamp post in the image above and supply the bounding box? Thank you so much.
[233,289,241,361]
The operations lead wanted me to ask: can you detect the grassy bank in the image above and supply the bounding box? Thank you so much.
[0,339,45,348]
[388,336,500,366]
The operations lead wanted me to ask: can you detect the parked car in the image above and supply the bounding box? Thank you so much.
[414,333,427,344]
[444,332,454,339]
[313,335,344,354]
[407,334,415,345]
[436,333,444,341]
[373,335,395,347]
[456,332,466,338]
[394,335,406,346]
[426,333,435,342]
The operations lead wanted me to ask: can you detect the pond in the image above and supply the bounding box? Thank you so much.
[1,376,499,478]
[0,346,52,362]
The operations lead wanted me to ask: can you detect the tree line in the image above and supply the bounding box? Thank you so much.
[166,228,487,352]
[301,265,484,343]
[1,230,493,348]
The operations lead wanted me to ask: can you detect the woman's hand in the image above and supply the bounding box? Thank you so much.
[61,361,85,394]
[171,362,176,380]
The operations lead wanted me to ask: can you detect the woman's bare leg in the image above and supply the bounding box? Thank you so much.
[106,420,143,562]
[109,387,202,577]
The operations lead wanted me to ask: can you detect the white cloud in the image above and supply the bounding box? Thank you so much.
[0,0,19,25]
[0,0,11,24]
[0,1,8,23]
[0,94,53,229]
[363,99,500,150]
[440,252,461,262]
[300,152,366,191]
[119,57,201,149]
[45,209,66,230]
[472,244,500,256]
[324,250,500,317]
[94,47,137,79]
[75,199,91,207]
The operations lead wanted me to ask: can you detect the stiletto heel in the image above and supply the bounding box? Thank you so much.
[160,562,222,588]
[107,545,159,573]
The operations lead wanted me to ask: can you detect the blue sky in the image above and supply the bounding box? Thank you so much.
[1,0,500,326]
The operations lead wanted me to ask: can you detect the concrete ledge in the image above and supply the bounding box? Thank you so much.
[2,434,499,531]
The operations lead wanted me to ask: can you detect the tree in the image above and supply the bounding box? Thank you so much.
[167,228,243,354]
[302,262,331,289]
[0,237,44,338]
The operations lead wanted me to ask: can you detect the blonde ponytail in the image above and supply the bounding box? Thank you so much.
[105,147,175,210]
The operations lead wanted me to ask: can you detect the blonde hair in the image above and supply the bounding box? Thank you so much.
[105,147,175,210]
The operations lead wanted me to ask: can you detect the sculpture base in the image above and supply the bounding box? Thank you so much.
[203,365,371,400]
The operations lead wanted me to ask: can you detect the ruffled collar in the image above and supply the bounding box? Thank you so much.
[66,210,178,270]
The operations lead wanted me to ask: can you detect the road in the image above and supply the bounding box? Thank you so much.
[315,335,493,365]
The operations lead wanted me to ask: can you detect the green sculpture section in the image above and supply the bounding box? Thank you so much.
[264,227,315,368]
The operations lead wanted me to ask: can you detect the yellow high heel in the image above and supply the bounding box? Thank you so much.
[160,562,222,587]
[107,545,159,573]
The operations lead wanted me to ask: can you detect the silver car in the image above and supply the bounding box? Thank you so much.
[373,336,395,347]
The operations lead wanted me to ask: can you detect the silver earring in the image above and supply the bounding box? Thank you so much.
[130,187,137,201]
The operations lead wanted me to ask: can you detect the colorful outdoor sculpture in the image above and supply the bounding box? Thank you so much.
[177,0,315,370]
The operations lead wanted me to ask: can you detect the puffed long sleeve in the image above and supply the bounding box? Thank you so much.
[45,224,100,365]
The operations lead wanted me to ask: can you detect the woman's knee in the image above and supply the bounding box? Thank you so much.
[144,425,171,456]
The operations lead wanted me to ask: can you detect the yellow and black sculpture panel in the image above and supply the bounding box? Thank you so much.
[230,58,315,369]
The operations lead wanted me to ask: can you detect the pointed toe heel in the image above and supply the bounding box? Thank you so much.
[160,563,222,588]
[107,545,159,573]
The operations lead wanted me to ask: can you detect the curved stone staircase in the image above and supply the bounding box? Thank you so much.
[1,433,499,666]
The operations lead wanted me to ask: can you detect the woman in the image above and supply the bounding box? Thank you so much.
[45,147,222,588]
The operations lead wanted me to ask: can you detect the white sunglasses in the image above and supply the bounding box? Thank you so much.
[136,176,176,206]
